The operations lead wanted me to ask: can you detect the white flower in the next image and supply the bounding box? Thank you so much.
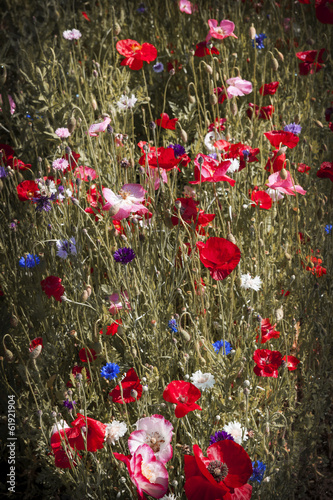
[63,29,82,40]
[226,158,240,174]
[117,94,137,111]
[190,370,215,391]
[266,188,284,202]
[128,414,173,463]
[240,273,262,291]
[48,181,57,195]
[223,420,248,445]
[105,420,128,445]
[204,131,225,153]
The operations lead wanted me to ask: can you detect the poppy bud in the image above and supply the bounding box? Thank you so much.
[86,285,92,297]
[280,168,288,180]
[81,290,89,302]
[91,95,98,110]
[243,380,250,388]
[227,232,236,245]
[204,63,213,75]
[4,348,14,362]
[67,116,76,134]
[180,128,188,143]
[10,316,19,327]
[131,347,137,357]
[215,72,220,81]
[30,345,42,360]
[93,341,103,354]
[276,50,284,62]
[314,120,323,128]
[285,252,292,261]
[276,307,284,321]
[113,23,121,35]
[179,327,191,342]
[209,94,218,105]
[249,24,256,40]
[130,389,138,399]
[188,94,195,104]
[109,205,120,217]
[231,100,238,116]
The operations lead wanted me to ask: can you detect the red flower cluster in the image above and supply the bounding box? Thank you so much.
[109,368,143,404]
[99,319,122,336]
[163,380,202,418]
[303,256,327,276]
[171,197,215,232]
[155,113,178,130]
[194,41,220,57]
[316,161,333,182]
[296,49,326,75]
[253,349,282,377]
[247,103,274,120]
[256,319,280,344]
[41,276,65,302]
[116,39,157,70]
[189,154,235,185]
[197,237,241,281]
[297,163,311,174]
[138,143,183,171]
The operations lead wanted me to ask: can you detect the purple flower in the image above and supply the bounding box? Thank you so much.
[33,195,55,212]
[63,399,76,411]
[113,247,136,265]
[209,430,235,445]
[0,166,8,178]
[283,122,302,135]
[252,33,267,49]
[153,62,164,73]
[168,143,185,158]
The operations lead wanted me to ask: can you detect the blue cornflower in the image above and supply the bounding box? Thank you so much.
[0,166,8,178]
[113,247,136,265]
[19,254,40,268]
[56,237,77,259]
[284,122,302,135]
[208,153,218,160]
[63,399,76,411]
[209,430,235,445]
[33,194,55,212]
[325,224,332,234]
[168,144,186,159]
[153,62,164,73]
[100,363,120,380]
[212,340,232,355]
[168,318,178,333]
[252,33,267,49]
[242,150,251,160]
[250,461,266,483]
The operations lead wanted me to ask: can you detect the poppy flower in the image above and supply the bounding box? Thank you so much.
[74,166,98,181]
[102,183,148,220]
[41,276,65,302]
[303,256,327,276]
[264,130,299,149]
[253,349,282,378]
[265,148,287,173]
[208,117,226,132]
[67,365,91,387]
[196,237,241,281]
[16,180,40,201]
[184,440,253,500]
[226,77,252,99]
[213,87,227,104]
[259,81,279,95]
[88,116,111,136]
[114,444,169,499]
[155,113,178,130]
[266,170,306,196]
[297,163,311,174]
[296,49,326,75]
[116,39,157,70]
[315,0,333,24]
[316,161,333,182]
[0,144,31,171]
[51,421,82,468]
[256,319,280,344]
[128,414,173,463]
[206,19,238,43]
[163,380,202,418]
[251,190,272,210]
[99,319,122,336]
[171,197,215,231]
[189,154,235,186]
[139,144,181,171]
[29,337,43,352]
[282,355,300,371]
[247,103,274,119]
[78,347,97,363]
[194,41,220,57]
[109,368,143,404]
[70,413,106,453]
[224,143,260,172]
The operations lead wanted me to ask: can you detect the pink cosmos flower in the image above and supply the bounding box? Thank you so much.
[226,77,252,99]
[179,0,196,14]
[128,415,173,464]
[0,94,16,115]
[102,183,148,220]
[55,128,71,139]
[266,170,306,196]
[206,19,237,43]
[88,115,111,136]
[109,291,131,315]
[114,444,168,499]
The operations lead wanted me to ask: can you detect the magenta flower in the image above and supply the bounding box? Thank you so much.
[0,94,16,115]
[88,116,111,136]
[179,0,196,14]
[226,77,252,99]
[102,183,148,220]
[128,414,173,464]
[206,19,237,43]
[109,291,131,315]
[266,171,306,196]
[55,128,71,139]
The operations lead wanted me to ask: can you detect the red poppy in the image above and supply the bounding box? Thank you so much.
[109,368,143,404]
[29,337,43,352]
[196,237,241,281]
[138,144,181,171]
[0,143,31,170]
[281,289,290,297]
[99,319,122,336]
[259,81,279,95]
[256,319,280,344]
[167,59,183,73]
[296,49,326,75]
[163,380,202,418]
[171,197,215,230]
[116,39,157,70]
[194,41,220,57]
[253,349,282,378]
[265,148,286,173]
[208,117,226,132]
[251,190,272,210]
[316,161,333,182]
[189,154,235,186]
[82,11,91,21]
[41,276,65,302]
[247,103,274,120]
[16,180,40,201]
[79,347,97,363]
[184,441,253,500]
[70,413,106,452]
[213,87,227,104]
[315,0,333,24]
[283,355,300,371]
[51,426,82,468]
[67,365,91,387]
[225,143,260,172]
[297,163,311,174]
[155,113,178,130]
[264,130,299,149]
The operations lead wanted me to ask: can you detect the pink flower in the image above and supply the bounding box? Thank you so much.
[74,166,98,181]
[226,77,252,99]
[128,415,173,464]
[0,94,16,115]
[114,444,168,499]
[102,183,148,220]
[146,166,168,190]
[55,128,71,139]
[109,291,131,315]
[266,170,306,196]
[179,0,195,14]
[206,19,237,43]
[88,115,111,136]
[52,158,69,171]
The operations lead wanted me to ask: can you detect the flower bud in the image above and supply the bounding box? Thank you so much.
[209,94,218,105]
[204,63,213,75]
[180,128,188,143]
[271,57,279,71]
[30,345,42,359]
[130,389,138,399]
[280,168,288,180]
[249,24,256,40]
[67,116,76,134]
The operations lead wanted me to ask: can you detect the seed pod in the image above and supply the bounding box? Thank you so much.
[249,24,256,40]
[280,168,288,180]
[271,57,279,71]
[209,94,218,105]
[314,120,323,128]
[180,128,188,143]
[227,232,236,245]
[30,345,42,360]
[67,116,76,134]
[204,63,213,75]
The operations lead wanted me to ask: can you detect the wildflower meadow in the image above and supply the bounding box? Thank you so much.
[1,0,332,498]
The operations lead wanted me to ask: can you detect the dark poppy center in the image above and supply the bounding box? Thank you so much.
[207,460,228,482]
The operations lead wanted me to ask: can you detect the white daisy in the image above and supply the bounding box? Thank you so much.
[117,94,137,111]
[240,273,262,291]
[223,420,248,445]
[104,420,127,445]
[190,370,215,391]
[226,158,240,174]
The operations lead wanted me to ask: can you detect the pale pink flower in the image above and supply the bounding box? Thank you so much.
[146,167,168,190]
[52,158,69,171]
[266,170,306,196]
[128,414,173,464]
[109,291,131,315]
[63,29,82,40]
[115,444,168,499]
[266,188,284,202]
[0,94,16,115]
[226,77,252,99]
[102,183,148,220]
[88,116,111,136]
[74,166,98,181]
[206,19,237,43]
[55,127,71,139]
[179,0,194,14]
